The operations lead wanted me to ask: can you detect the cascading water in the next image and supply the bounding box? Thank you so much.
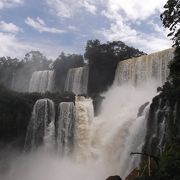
[57,102,75,156]
[75,96,94,161]
[24,98,55,151]
[115,48,174,86]
[64,67,89,95]
[29,70,54,93]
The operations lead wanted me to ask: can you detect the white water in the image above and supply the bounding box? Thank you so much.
[75,96,94,161]
[24,98,55,151]
[64,67,89,95]
[57,102,75,156]
[29,70,54,93]
[115,48,174,86]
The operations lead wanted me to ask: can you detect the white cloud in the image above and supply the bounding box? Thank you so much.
[98,0,171,53]
[0,31,74,59]
[82,1,97,14]
[98,21,171,53]
[46,0,97,18]
[102,0,167,21]
[0,21,22,34]
[0,0,24,9]
[0,32,28,58]
[68,25,79,31]
[25,17,65,34]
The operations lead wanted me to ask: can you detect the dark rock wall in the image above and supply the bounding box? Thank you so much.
[143,91,180,157]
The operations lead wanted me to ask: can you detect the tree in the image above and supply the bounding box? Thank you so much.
[13,51,52,92]
[160,0,180,47]
[0,57,22,89]
[23,51,51,71]
[53,52,84,92]
[161,0,180,88]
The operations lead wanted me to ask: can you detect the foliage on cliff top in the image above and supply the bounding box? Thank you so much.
[161,0,180,90]
[160,0,180,47]
[53,52,84,92]
[85,40,145,95]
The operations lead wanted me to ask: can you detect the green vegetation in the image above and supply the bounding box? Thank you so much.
[53,52,84,92]
[161,0,180,90]
[0,57,22,89]
[0,51,52,91]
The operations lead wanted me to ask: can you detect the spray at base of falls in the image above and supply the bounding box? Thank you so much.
[90,83,157,179]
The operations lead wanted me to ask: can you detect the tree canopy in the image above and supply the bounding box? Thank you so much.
[160,0,180,47]
[161,0,180,89]
[53,52,84,92]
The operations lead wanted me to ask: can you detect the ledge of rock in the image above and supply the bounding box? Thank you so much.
[106,175,122,180]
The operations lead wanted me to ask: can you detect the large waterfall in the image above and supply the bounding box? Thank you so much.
[87,48,174,178]
[57,102,75,156]
[115,48,174,86]
[2,48,174,180]
[29,70,54,93]
[24,99,55,151]
[64,67,89,95]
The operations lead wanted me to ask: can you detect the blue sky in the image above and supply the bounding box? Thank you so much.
[0,0,172,59]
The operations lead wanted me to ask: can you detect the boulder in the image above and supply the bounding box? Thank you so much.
[106,175,122,180]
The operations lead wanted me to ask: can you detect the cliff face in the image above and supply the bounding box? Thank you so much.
[136,89,180,180]
[144,90,180,157]
[0,85,75,149]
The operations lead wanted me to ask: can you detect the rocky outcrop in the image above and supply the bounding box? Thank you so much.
[106,175,122,180]
[143,90,180,157]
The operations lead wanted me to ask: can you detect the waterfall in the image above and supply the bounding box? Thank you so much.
[88,48,174,178]
[75,96,94,161]
[64,67,89,95]
[29,70,54,93]
[57,102,75,156]
[24,99,55,151]
[4,48,174,180]
[114,48,174,86]
[90,84,155,179]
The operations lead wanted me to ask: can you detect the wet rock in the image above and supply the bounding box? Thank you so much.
[137,102,149,117]
[106,175,122,180]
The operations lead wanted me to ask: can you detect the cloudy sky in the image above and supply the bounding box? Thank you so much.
[0,0,172,59]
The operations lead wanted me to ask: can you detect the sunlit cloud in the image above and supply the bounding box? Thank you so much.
[0,0,24,9]
[25,17,65,34]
